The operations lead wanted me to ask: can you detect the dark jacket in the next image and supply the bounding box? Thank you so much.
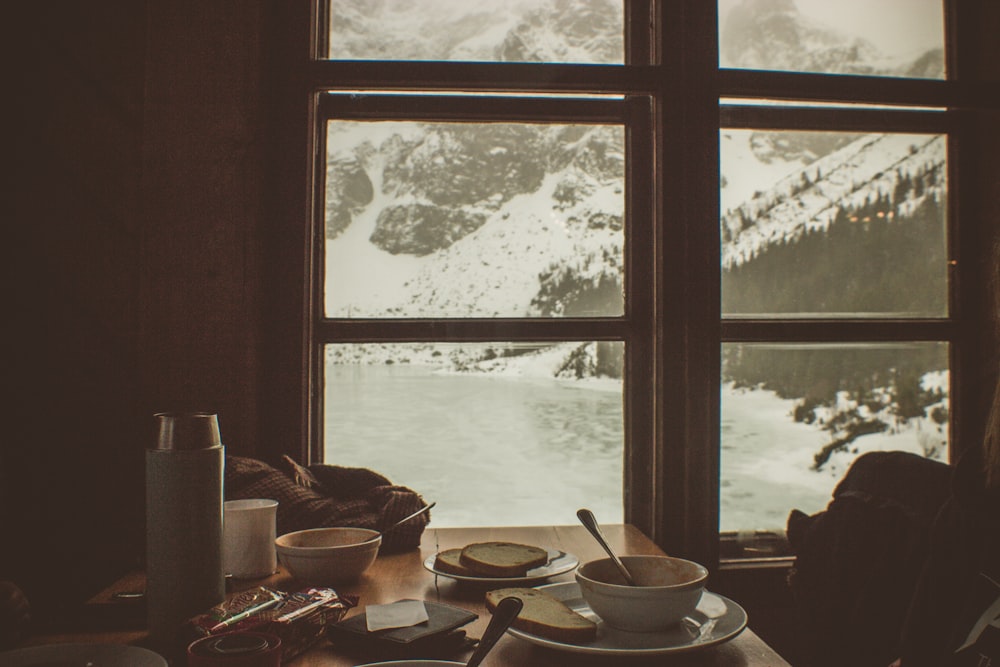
[897,450,1000,666]
[786,451,952,667]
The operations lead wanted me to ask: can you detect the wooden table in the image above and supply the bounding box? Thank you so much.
[25,525,791,666]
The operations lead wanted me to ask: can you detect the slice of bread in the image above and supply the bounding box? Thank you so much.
[458,542,549,577]
[486,587,597,644]
[433,548,477,576]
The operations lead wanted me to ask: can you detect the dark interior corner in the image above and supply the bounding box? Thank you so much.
[6,2,148,609]
[6,0,276,612]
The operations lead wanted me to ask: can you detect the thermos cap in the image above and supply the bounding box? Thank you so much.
[153,412,222,451]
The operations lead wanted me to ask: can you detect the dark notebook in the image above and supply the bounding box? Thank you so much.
[327,600,478,659]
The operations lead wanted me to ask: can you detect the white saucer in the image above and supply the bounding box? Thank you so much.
[423,548,578,585]
[0,643,168,666]
[506,581,748,656]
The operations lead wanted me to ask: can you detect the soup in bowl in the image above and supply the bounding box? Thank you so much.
[575,555,708,632]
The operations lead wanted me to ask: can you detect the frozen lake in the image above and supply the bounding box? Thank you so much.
[322,363,882,532]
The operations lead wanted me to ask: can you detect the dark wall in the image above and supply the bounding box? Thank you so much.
[4,1,269,610]
[6,2,148,608]
[139,2,267,451]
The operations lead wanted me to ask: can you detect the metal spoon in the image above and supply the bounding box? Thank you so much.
[576,508,637,586]
[466,596,523,667]
[360,502,436,544]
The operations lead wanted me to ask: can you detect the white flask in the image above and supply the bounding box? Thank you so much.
[145,412,225,645]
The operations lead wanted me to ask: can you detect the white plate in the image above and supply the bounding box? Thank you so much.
[423,549,578,585]
[506,582,748,656]
[0,643,168,666]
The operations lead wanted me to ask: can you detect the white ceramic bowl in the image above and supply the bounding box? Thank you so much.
[275,527,381,585]
[575,555,708,632]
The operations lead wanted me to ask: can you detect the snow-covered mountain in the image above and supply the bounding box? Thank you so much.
[326,121,624,319]
[327,0,944,321]
[722,132,945,269]
[325,0,950,466]
[719,0,944,77]
[329,0,623,63]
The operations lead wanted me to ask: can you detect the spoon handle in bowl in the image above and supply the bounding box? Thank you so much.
[384,502,437,537]
[577,508,638,586]
[360,502,437,546]
[466,596,523,667]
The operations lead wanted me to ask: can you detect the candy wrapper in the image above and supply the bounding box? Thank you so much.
[184,586,357,661]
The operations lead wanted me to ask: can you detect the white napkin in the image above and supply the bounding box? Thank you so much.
[365,600,430,632]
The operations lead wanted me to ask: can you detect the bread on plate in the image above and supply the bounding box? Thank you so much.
[433,548,478,576]
[485,586,597,643]
[458,542,549,577]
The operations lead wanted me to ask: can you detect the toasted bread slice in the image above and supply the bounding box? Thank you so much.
[486,587,597,644]
[433,548,478,576]
[458,542,549,577]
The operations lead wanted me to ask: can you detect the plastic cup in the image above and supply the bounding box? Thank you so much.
[223,499,278,579]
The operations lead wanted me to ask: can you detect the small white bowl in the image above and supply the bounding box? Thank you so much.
[275,527,381,585]
[575,555,708,632]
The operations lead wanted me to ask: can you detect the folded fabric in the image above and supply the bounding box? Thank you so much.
[225,455,430,552]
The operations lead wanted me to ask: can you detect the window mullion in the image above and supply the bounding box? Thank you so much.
[720,69,956,108]
[318,318,636,343]
[656,0,721,568]
[308,60,657,95]
[625,0,655,66]
[721,105,953,134]
[623,93,657,537]
[319,94,629,124]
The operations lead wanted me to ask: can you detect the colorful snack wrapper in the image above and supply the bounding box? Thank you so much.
[184,586,357,661]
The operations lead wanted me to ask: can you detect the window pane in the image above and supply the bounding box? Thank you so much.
[719,0,945,79]
[325,120,625,318]
[721,130,948,317]
[720,342,949,533]
[328,0,624,64]
[325,342,625,526]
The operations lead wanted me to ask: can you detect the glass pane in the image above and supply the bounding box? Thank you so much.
[325,120,625,318]
[720,342,949,533]
[721,130,948,317]
[719,0,945,79]
[325,342,625,526]
[328,0,624,64]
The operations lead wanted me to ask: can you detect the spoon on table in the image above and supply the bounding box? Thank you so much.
[576,508,638,586]
[360,501,436,545]
[466,596,523,667]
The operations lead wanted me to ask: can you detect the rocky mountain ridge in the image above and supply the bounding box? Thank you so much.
[327,0,944,323]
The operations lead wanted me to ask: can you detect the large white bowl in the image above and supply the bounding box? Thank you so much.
[275,527,381,585]
[575,555,708,632]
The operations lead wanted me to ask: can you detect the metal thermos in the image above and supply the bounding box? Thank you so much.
[146,412,226,645]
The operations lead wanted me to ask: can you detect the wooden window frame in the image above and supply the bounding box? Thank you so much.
[262,1,1000,570]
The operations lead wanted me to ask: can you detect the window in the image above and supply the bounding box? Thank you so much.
[268,0,999,568]
[312,1,650,534]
